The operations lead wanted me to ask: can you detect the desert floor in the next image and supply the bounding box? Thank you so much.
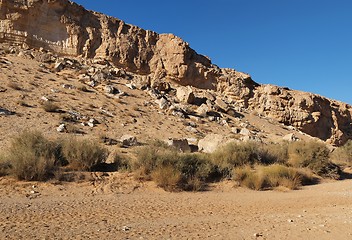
[1,173,352,240]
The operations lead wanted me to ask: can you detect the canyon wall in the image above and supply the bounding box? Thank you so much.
[1,0,351,145]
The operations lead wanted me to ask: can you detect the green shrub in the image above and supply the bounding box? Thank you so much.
[331,140,352,166]
[111,153,131,172]
[258,142,289,165]
[176,153,215,191]
[6,131,60,181]
[134,140,178,177]
[134,142,215,191]
[61,138,109,171]
[288,141,338,178]
[210,142,260,176]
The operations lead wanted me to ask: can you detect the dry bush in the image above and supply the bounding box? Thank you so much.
[233,165,265,190]
[211,141,259,176]
[331,140,352,166]
[151,165,182,191]
[5,131,60,181]
[113,154,131,171]
[135,141,215,191]
[233,164,314,190]
[176,153,215,191]
[134,140,178,177]
[260,164,302,190]
[288,141,339,178]
[0,154,11,177]
[42,101,60,112]
[258,142,289,165]
[61,138,109,171]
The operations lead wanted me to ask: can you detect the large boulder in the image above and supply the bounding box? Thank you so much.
[198,134,233,153]
[176,86,195,104]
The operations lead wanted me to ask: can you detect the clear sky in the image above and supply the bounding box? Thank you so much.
[73,0,352,104]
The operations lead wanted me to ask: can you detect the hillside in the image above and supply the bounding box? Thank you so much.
[2,1,352,240]
[0,0,352,146]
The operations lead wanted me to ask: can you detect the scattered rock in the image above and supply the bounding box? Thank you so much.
[166,138,191,153]
[54,61,64,72]
[62,84,75,89]
[254,233,263,237]
[121,226,130,232]
[203,91,216,102]
[156,97,169,110]
[41,96,50,102]
[57,124,66,132]
[283,133,299,142]
[231,127,240,134]
[0,108,15,116]
[215,98,229,112]
[196,104,209,117]
[104,85,117,94]
[240,128,251,136]
[125,83,136,90]
[121,135,138,146]
[185,126,198,133]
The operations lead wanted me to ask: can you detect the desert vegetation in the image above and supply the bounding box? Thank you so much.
[0,131,349,192]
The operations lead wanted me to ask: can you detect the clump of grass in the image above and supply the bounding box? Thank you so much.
[151,165,182,191]
[42,101,60,112]
[5,131,60,181]
[61,137,109,171]
[233,164,313,190]
[288,141,339,178]
[233,165,264,190]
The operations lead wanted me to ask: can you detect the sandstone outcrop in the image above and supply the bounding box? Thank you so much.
[248,85,352,145]
[0,0,352,145]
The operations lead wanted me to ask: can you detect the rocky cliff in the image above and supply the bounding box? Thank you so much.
[0,0,351,145]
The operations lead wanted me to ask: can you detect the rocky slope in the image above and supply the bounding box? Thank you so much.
[0,0,351,145]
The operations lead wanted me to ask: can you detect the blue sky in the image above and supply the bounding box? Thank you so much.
[73,0,352,104]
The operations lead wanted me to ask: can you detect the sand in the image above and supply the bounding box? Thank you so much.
[1,173,352,240]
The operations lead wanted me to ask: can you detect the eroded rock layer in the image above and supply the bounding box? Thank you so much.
[0,0,351,145]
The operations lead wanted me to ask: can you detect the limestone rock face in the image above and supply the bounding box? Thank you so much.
[249,85,352,145]
[1,0,352,145]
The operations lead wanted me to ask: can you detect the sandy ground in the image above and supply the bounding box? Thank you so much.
[1,174,352,240]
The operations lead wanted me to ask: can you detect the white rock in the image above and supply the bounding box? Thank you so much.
[156,97,169,110]
[198,134,226,153]
[176,86,195,104]
[57,124,66,132]
[166,139,191,153]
